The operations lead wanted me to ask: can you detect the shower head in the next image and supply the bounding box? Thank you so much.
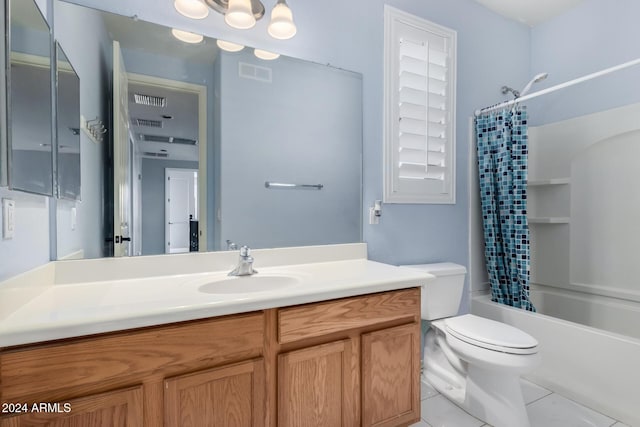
[501,85,520,98]
[519,72,549,97]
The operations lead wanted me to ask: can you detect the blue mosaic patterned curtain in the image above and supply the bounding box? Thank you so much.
[475,107,535,311]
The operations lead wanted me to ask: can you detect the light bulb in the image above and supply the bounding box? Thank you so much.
[268,0,296,40]
[225,0,256,29]
[171,29,204,44]
[217,39,245,52]
[174,0,209,19]
[254,49,280,60]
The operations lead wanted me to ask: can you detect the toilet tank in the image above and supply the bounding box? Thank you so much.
[400,263,467,320]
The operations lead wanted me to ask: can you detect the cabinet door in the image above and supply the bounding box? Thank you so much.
[0,386,143,427]
[362,323,420,427]
[164,359,264,427]
[278,339,357,427]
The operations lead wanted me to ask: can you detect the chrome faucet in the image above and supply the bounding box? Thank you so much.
[228,246,258,276]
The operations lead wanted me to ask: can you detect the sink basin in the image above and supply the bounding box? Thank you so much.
[198,275,299,294]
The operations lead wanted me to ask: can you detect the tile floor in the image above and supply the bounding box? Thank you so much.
[410,378,630,427]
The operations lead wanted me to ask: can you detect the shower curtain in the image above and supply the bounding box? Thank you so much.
[475,107,535,311]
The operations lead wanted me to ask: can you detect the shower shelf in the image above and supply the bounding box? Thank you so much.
[528,178,571,186]
[528,217,570,224]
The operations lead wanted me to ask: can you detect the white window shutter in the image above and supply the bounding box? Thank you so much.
[384,6,457,204]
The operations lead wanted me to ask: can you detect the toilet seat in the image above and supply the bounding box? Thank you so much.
[444,314,538,355]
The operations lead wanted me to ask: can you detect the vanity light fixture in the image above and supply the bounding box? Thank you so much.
[203,0,297,39]
[171,28,204,44]
[174,0,209,19]
[267,0,296,40]
[224,0,256,29]
[216,39,245,52]
[254,48,279,60]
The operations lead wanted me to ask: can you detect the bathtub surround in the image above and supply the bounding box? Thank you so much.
[475,107,534,311]
[527,103,640,313]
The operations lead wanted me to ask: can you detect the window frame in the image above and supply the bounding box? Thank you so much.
[383,5,457,204]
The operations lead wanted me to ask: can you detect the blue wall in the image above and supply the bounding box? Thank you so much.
[528,0,640,125]
[217,50,362,250]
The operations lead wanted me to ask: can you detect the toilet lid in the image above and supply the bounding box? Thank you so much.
[444,314,538,354]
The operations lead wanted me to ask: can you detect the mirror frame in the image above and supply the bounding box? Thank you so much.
[3,0,55,196]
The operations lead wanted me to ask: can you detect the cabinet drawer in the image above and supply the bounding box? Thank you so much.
[278,288,419,344]
[0,313,264,402]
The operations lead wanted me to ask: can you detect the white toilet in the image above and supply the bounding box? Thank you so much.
[402,263,540,427]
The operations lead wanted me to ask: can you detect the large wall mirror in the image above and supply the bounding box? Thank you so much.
[53,0,363,261]
[5,0,53,196]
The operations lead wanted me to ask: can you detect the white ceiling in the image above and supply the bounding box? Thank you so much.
[473,0,585,27]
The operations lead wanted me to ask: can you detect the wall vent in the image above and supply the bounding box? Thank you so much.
[133,118,163,128]
[239,62,272,83]
[134,93,167,107]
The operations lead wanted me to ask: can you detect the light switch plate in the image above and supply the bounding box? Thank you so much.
[369,207,380,225]
[2,198,15,240]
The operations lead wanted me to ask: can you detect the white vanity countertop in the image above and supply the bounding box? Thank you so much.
[0,254,433,347]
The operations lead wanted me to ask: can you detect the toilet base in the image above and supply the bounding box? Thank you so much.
[464,364,530,427]
[425,367,530,427]
[424,333,532,427]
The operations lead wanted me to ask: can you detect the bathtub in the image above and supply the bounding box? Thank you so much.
[472,292,640,426]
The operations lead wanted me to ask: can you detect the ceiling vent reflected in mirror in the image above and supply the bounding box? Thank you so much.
[142,151,170,158]
[139,134,198,145]
[133,118,163,128]
[134,93,167,107]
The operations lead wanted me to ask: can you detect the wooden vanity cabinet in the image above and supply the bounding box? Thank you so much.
[0,312,265,427]
[275,288,421,427]
[0,386,144,427]
[0,288,420,427]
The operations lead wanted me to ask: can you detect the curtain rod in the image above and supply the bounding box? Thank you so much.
[474,57,640,116]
